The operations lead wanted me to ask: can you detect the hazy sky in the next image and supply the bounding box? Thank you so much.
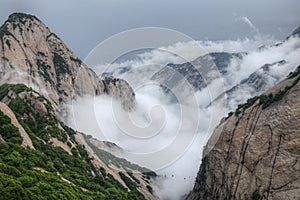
[1,0,299,59]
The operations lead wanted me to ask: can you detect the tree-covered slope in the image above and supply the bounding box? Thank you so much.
[0,83,146,200]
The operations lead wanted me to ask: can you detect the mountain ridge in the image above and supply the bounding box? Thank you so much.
[187,64,300,199]
[0,12,135,116]
[186,24,300,200]
[0,82,156,200]
[0,12,156,200]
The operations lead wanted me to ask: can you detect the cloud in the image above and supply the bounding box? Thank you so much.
[67,35,300,200]
[238,16,260,35]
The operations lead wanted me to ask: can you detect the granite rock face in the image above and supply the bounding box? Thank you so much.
[103,76,136,111]
[0,13,135,115]
[187,67,300,199]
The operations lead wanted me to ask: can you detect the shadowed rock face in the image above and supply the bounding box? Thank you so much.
[0,13,135,116]
[187,66,300,200]
[292,25,300,37]
[103,76,136,111]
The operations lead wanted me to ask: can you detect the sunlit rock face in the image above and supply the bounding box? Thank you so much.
[0,13,135,116]
[187,66,300,200]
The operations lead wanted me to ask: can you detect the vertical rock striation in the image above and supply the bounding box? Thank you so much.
[187,66,300,199]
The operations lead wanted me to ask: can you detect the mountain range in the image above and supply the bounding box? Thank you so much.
[97,21,300,199]
[0,12,300,200]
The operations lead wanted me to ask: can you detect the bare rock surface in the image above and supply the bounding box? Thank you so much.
[0,13,135,115]
[187,68,300,200]
[0,101,34,149]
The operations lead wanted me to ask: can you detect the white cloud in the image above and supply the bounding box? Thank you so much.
[238,16,259,34]
[67,35,300,200]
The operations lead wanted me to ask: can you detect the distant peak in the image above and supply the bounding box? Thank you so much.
[292,25,300,36]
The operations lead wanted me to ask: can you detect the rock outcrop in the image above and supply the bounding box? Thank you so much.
[103,76,136,111]
[187,66,300,199]
[0,13,135,116]
[0,101,34,149]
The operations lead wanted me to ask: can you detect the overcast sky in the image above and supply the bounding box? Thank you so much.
[1,0,299,59]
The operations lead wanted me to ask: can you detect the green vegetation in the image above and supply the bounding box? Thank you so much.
[84,135,151,173]
[53,52,71,75]
[127,171,141,184]
[234,71,300,116]
[37,51,46,57]
[0,23,13,40]
[0,13,38,42]
[0,83,32,100]
[119,172,145,200]
[0,142,130,200]
[0,84,146,199]
[119,172,137,191]
[0,110,22,145]
[142,171,157,180]
[36,59,54,84]
[146,185,153,194]
[2,56,9,62]
[7,13,39,25]
[60,123,76,143]
[288,65,300,79]
[5,39,11,49]
[70,56,82,65]
[8,97,59,143]
[252,190,261,200]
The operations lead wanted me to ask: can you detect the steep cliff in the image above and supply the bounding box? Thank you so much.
[103,76,136,111]
[187,65,300,199]
[0,12,155,199]
[0,13,135,115]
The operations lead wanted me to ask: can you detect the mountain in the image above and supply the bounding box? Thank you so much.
[289,25,300,38]
[186,66,300,198]
[107,36,299,108]
[0,13,155,199]
[84,22,299,199]
[0,13,135,116]
[210,60,288,111]
[0,83,157,199]
[187,26,300,200]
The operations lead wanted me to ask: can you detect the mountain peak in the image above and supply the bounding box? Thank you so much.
[7,12,40,23]
[0,12,51,48]
[0,13,135,116]
[1,12,44,32]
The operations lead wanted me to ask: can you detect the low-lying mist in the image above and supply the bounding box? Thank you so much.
[67,35,300,200]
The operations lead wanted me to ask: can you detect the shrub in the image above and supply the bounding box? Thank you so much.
[53,52,71,75]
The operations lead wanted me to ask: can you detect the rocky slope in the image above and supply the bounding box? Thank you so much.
[151,53,237,90]
[0,83,156,199]
[0,13,135,116]
[187,65,300,199]
[0,12,153,199]
[210,60,289,111]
